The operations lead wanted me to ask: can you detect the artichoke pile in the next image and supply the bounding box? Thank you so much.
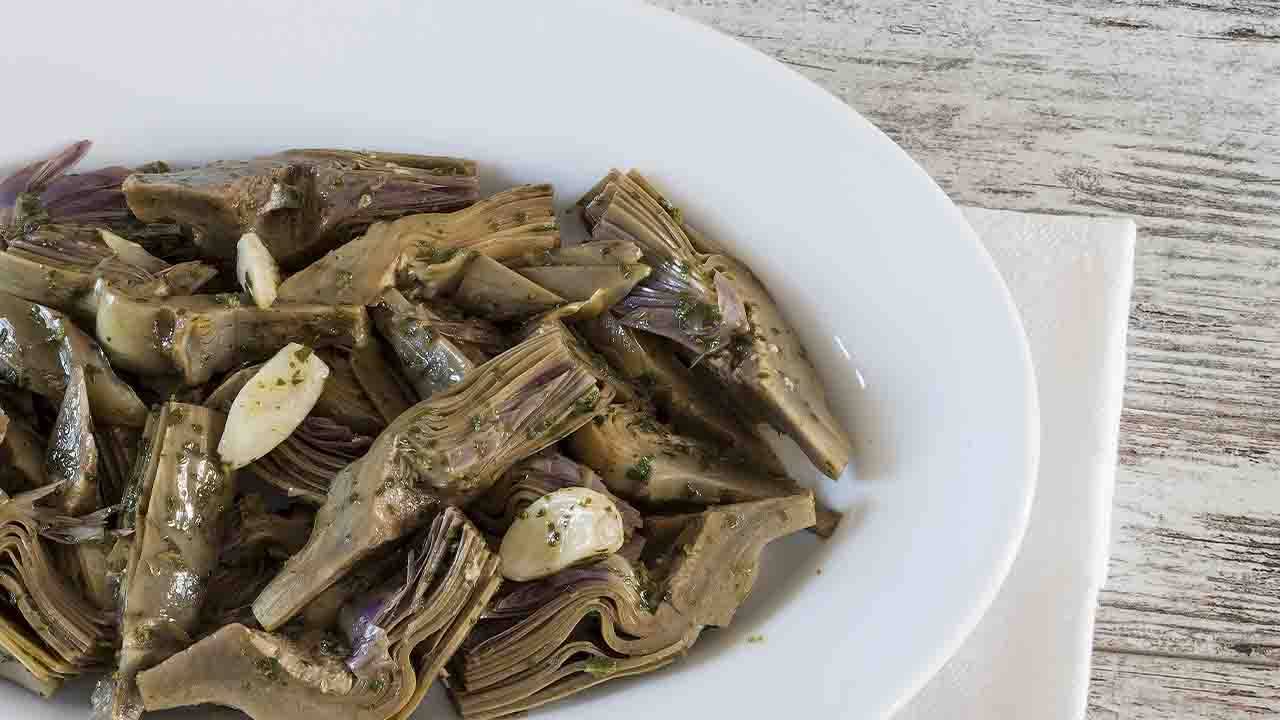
[0,141,851,720]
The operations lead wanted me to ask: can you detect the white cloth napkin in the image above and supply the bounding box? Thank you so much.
[895,208,1136,720]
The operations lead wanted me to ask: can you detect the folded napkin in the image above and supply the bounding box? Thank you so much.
[895,208,1136,720]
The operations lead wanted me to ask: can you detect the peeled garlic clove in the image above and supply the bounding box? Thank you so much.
[236,232,281,308]
[218,343,329,470]
[499,487,625,582]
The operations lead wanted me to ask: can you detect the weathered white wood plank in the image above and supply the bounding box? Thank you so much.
[656,1,1280,717]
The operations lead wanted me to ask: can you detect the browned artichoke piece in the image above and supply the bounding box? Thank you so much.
[99,402,235,720]
[567,402,797,507]
[453,254,566,320]
[395,183,559,264]
[577,311,784,472]
[138,508,503,720]
[45,367,117,611]
[123,150,479,268]
[252,328,616,632]
[95,286,369,385]
[0,291,148,427]
[450,495,815,720]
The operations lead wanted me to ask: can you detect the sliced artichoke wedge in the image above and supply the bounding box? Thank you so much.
[567,403,797,507]
[577,312,783,471]
[450,494,816,719]
[252,328,615,631]
[95,286,369,385]
[0,223,217,320]
[453,255,565,321]
[0,292,147,427]
[505,239,643,269]
[0,482,120,696]
[99,403,235,720]
[280,183,558,307]
[123,150,479,267]
[580,171,852,479]
[138,508,502,720]
[372,291,480,401]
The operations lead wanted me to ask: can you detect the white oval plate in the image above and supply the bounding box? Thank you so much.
[2,1,1038,718]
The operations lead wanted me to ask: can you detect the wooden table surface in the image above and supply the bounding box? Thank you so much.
[656,2,1280,718]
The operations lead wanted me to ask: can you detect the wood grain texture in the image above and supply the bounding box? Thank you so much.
[654,1,1280,717]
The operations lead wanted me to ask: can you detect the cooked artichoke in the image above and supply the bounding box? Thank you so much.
[0,292,147,427]
[505,239,644,269]
[98,403,234,720]
[580,171,851,479]
[312,349,389,436]
[372,291,481,401]
[568,402,796,507]
[0,411,46,495]
[577,311,783,471]
[246,417,373,505]
[123,150,479,267]
[94,286,369,384]
[0,482,119,696]
[201,496,314,631]
[349,340,416,426]
[138,508,502,720]
[279,184,557,306]
[450,494,816,719]
[471,451,643,538]
[253,328,615,631]
[0,222,218,322]
[453,255,566,321]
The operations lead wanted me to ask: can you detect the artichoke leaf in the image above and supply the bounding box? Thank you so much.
[567,403,797,507]
[0,292,147,426]
[95,285,369,384]
[505,239,643,269]
[451,495,815,719]
[252,328,615,631]
[139,508,502,720]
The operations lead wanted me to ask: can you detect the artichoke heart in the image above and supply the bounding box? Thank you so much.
[0,482,119,697]
[450,494,816,719]
[138,507,502,720]
[98,403,234,720]
[252,328,616,632]
[0,292,147,427]
[568,403,797,507]
[123,150,479,268]
[580,170,851,479]
[95,286,369,385]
